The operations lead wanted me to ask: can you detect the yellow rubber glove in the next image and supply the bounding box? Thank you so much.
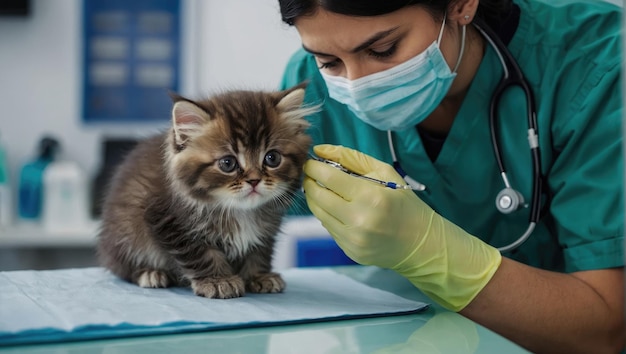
[303,145,502,311]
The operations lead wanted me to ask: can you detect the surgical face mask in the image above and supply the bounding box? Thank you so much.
[320,17,466,131]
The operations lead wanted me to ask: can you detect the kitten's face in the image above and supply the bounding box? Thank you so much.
[165,85,315,210]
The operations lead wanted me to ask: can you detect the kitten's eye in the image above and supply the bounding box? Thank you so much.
[218,156,238,173]
[264,150,282,168]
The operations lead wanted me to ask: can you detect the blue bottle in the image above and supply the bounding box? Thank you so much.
[18,137,59,219]
[0,134,11,227]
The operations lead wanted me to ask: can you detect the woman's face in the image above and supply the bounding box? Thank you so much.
[294,6,459,81]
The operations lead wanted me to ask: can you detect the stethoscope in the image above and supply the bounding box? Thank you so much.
[388,19,544,253]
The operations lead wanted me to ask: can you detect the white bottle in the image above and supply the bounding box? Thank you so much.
[0,184,10,229]
[42,160,90,234]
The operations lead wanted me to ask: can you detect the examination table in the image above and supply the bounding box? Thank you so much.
[0,265,528,353]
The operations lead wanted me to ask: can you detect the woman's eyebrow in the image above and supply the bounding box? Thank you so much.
[302,26,401,57]
[350,27,400,53]
[302,44,334,57]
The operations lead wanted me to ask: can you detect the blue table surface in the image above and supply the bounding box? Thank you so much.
[0,266,529,354]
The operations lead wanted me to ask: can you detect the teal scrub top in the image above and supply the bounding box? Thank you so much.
[279,0,624,273]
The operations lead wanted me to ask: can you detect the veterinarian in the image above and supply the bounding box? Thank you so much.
[278,0,624,352]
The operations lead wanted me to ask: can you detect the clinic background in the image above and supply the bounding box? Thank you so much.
[0,0,337,271]
[0,0,300,183]
[0,0,623,271]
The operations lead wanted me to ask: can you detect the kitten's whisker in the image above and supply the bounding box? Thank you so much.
[289,194,310,215]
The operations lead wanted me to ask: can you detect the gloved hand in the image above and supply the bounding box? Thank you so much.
[303,144,502,311]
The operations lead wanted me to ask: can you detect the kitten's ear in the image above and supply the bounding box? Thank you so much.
[276,82,308,113]
[275,82,319,127]
[171,95,209,148]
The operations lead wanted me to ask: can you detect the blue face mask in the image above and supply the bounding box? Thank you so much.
[321,18,466,131]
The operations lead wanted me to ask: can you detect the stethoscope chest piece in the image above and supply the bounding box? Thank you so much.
[495,187,524,214]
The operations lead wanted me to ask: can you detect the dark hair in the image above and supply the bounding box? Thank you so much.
[278,0,512,30]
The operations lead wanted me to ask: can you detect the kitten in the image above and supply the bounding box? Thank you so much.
[96,83,315,299]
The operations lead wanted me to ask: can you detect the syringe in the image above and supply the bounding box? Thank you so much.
[308,154,418,191]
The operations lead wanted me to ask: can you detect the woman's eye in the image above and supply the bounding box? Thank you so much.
[368,42,398,59]
[264,150,282,168]
[218,156,238,173]
[318,58,339,70]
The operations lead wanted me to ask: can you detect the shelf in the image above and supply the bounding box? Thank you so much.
[0,221,99,248]
[0,216,330,250]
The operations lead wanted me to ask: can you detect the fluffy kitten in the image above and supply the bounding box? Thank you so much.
[97,84,315,299]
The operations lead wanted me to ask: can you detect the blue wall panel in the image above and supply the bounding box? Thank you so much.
[82,0,181,123]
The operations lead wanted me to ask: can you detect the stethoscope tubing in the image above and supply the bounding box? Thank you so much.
[388,19,545,252]
[474,20,543,225]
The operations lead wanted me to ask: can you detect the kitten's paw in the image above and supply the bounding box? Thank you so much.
[191,276,245,299]
[246,272,285,293]
[136,270,170,288]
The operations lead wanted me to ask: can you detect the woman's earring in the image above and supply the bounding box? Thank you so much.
[464,15,470,22]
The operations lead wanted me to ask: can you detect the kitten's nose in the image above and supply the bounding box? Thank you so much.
[247,179,261,187]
